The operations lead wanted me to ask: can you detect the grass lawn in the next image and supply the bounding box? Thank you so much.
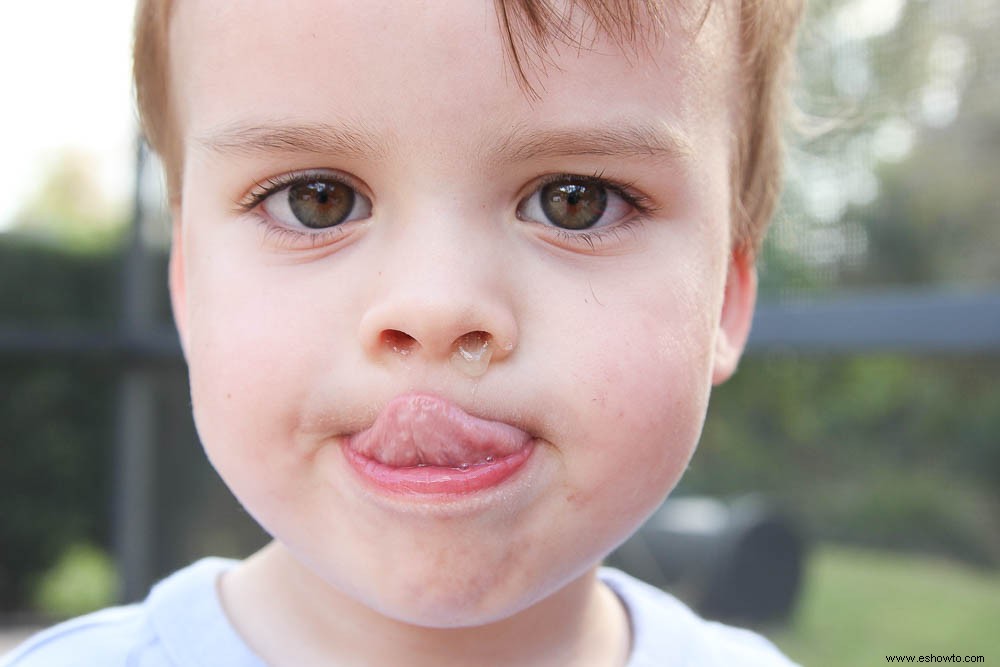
[771,545,1000,666]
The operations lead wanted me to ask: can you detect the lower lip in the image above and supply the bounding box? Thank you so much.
[342,444,535,496]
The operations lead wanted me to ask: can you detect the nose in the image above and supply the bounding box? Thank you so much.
[357,223,518,371]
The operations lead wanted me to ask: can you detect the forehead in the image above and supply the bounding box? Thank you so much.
[169,0,738,161]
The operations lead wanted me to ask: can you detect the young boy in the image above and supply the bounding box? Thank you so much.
[6,0,803,664]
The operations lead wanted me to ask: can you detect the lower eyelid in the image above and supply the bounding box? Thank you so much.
[543,215,649,254]
[253,214,350,250]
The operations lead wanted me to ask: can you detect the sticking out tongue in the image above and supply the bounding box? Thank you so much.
[347,394,531,468]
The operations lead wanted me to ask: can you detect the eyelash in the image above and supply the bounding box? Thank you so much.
[235,170,659,250]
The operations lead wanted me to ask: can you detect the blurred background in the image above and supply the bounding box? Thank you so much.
[1,0,998,664]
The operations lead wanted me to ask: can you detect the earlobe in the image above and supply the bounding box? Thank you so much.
[168,208,189,360]
[711,249,758,385]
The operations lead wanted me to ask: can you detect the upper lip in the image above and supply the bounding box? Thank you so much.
[344,393,532,467]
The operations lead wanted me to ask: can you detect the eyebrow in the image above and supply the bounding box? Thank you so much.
[194,121,392,161]
[487,122,694,165]
[193,119,692,165]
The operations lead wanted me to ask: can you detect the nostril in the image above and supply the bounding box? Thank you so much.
[454,331,492,360]
[381,330,418,356]
[450,331,494,377]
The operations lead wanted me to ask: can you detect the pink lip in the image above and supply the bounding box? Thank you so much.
[343,393,534,495]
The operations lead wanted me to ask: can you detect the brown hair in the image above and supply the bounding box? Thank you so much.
[133,0,802,254]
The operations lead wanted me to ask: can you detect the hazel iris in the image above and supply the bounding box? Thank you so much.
[288,180,355,229]
[540,181,608,230]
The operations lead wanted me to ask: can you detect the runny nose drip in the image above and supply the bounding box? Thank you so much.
[450,331,493,378]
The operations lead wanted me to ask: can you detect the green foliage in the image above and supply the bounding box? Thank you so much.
[809,468,1000,566]
[772,0,1000,293]
[683,354,1000,566]
[0,241,123,611]
[0,239,120,326]
[839,124,1000,288]
[773,546,1000,667]
[0,365,117,613]
[32,543,117,618]
[10,151,128,252]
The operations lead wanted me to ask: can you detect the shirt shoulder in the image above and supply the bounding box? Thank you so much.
[2,558,260,667]
[599,567,800,667]
[1,604,165,667]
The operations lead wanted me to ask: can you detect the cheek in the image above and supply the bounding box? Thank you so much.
[556,289,717,527]
[182,254,338,476]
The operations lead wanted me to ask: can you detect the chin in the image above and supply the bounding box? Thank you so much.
[301,539,588,630]
[358,557,536,627]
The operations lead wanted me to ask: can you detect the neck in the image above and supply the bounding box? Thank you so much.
[219,542,631,667]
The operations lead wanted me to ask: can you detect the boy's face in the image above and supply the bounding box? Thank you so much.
[169,0,754,626]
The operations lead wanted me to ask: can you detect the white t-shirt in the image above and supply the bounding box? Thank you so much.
[3,559,798,666]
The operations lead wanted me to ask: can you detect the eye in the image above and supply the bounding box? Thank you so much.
[261,176,372,229]
[517,177,635,231]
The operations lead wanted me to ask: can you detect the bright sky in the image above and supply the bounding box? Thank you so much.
[0,1,137,230]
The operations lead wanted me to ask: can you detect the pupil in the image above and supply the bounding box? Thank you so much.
[289,181,354,229]
[541,181,607,230]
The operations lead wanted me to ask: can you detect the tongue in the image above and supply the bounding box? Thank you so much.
[347,394,531,468]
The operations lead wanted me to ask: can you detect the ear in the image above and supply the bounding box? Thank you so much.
[168,205,189,360]
[711,248,757,385]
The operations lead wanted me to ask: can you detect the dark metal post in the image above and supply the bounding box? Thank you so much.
[113,139,157,602]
